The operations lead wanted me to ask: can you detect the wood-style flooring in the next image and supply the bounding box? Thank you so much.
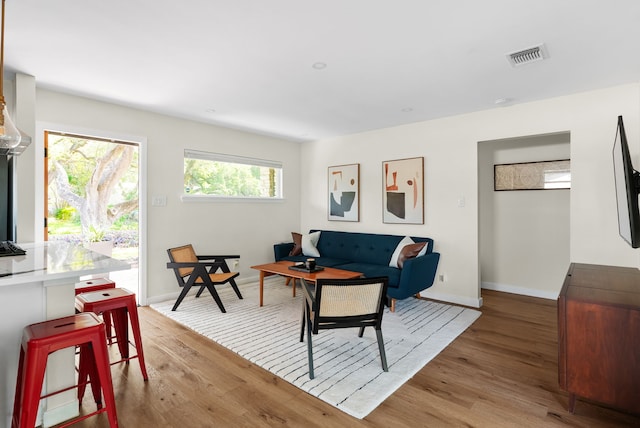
[62,289,640,427]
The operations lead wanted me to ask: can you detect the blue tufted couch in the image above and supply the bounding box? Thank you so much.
[273,229,440,311]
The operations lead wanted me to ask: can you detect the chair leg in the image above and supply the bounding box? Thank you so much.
[103,311,113,345]
[300,301,306,343]
[11,347,26,428]
[229,278,243,300]
[205,284,227,313]
[78,342,103,408]
[305,304,315,379]
[112,308,130,360]
[172,284,194,311]
[126,299,149,381]
[89,334,119,427]
[195,285,206,297]
[390,298,396,312]
[217,261,243,299]
[77,346,89,403]
[358,326,365,338]
[18,345,49,428]
[376,329,388,372]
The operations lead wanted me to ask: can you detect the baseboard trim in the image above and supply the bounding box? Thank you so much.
[481,281,559,300]
[421,289,483,309]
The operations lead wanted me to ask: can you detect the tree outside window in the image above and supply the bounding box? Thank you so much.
[184,150,282,199]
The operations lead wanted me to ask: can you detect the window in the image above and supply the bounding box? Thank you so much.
[183,150,282,199]
[543,169,571,189]
[494,159,570,191]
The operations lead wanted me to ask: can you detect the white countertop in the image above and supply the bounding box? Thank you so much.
[0,241,131,287]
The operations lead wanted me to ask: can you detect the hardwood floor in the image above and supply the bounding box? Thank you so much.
[64,290,640,427]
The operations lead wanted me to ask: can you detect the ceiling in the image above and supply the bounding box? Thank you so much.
[5,0,640,142]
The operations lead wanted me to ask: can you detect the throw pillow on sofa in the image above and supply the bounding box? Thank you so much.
[397,242,427,268]
[302,231,321,257]
[389,236,427,268]
[289,232,303,256]
[290,231,322,257]
[389,236,413,268]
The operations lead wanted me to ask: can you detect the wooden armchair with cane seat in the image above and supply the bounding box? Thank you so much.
[299,276,389,379]
[167,244,242,313]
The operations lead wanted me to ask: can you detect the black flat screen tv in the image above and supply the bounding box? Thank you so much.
[613,115,640,248]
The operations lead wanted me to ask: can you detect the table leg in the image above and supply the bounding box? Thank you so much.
[259,271,265,307]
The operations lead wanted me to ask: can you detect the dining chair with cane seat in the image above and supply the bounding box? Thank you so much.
[167,244,242,313]
[299,276,389,379]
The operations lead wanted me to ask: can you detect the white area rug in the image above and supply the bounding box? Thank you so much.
[150,279,481,419]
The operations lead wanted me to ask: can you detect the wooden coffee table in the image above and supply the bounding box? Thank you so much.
[251,261,362,306]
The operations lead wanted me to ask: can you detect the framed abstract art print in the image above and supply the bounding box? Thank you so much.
[382,157,424,224]
[328,164,360,221]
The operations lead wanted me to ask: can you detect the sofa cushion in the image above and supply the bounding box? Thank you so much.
[334,262,402,289]
[311,230,403,266]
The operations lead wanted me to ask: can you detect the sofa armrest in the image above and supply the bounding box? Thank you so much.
[274,242,294,261]
[390,252,441,299]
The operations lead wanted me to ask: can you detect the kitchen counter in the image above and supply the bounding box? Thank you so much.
[0,241,130,427]
[0,241,129,286]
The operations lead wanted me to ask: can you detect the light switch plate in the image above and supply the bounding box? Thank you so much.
[152,195,167,206]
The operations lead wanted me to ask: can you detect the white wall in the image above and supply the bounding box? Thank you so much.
[301,83,640,307]
[479,133,570,299]
[13,78,640,307]
[14,75,37,243]
[26,89,302,303]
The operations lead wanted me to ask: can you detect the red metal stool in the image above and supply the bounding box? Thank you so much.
[75,278,116,295]
[75,278,116,344]
[75,288,149,393]
[11,312,118,428]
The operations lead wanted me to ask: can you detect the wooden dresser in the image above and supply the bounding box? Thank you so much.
[558,263,640,414]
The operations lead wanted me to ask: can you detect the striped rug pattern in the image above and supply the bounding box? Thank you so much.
[150,278,481,419]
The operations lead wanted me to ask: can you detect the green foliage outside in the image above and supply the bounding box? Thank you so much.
[184,159,277,197]
[54,205,76,221]
[49,136,139,214]
[48,217,81,235]
[48,135,139,250]
[48,216,136,235]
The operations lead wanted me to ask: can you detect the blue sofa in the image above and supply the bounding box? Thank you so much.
[273,229,440,311]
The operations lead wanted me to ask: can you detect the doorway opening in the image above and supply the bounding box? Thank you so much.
[44,131,140,295]
[478,131,570,300]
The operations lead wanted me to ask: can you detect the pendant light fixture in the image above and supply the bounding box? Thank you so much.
[0,0,21,149]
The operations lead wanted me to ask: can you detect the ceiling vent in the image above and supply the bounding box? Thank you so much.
[507,44,549,67]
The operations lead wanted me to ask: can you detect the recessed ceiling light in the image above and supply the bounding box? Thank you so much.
[205,108,216,113]
[401,107,413,112]
[312,62,327,70]
[494,98,511,105]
